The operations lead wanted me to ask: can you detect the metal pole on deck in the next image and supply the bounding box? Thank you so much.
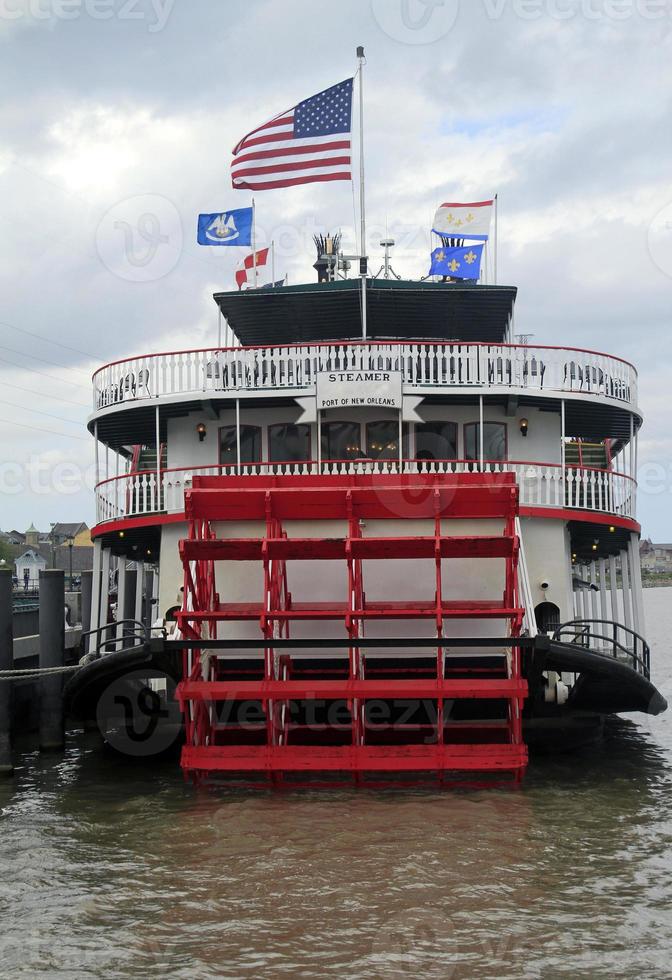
[0,569,13,774]
[135,562,145,624]
[39,569,65,752]
[155,404,161,510]
[144,570,154,631]
[235,399,241,475]
[122,568,137,646]
[493,193,498,285]
[398,410,403,472]
[479,395,484,470]
[94,421,99,489]
[561,400,566,502]
[81,569,93,635]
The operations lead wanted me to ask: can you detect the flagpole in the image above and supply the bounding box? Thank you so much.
[252,197,257,289]
[357,45,367,340]
[271,239,275,286]
[494,193,498,285]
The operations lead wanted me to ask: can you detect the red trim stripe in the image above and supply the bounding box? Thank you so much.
[93,341,638,377]
[92,507,640,539]
[233,171,352,190]
[232,156,352,179]
[233,128,298,152]
[232,139,351,166]
[232,113,294,154]
[439,200,494,208]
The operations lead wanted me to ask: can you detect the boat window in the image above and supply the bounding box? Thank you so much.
[464,422,507,461]
[219,425,262,465]
[321,421,362,460]
[414,422,458,461]
[366,421,409,460]
[268,423,311,462]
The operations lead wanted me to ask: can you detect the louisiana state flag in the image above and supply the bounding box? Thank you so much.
[197,207,253,246]
[429,244,484,280]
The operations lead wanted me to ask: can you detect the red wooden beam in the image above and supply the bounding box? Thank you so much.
[177,677,528,701]
[181,743,528,773]
[179,535,516,562]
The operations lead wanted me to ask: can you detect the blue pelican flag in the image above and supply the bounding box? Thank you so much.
[197,207,253,246]
[429,244,484,280]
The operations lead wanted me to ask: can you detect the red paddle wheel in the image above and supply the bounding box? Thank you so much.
[176,472,528,785]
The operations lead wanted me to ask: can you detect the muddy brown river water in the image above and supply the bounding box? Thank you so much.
[1,589,671,978]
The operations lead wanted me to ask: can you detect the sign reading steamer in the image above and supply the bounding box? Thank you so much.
[316,369,403,410]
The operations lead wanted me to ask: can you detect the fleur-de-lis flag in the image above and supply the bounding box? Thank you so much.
[432,201,493,240]
[429,244,484,279]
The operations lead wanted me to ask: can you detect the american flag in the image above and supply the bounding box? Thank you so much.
[231,78,354,191]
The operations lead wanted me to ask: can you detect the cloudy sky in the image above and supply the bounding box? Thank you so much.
[0,0,670,536]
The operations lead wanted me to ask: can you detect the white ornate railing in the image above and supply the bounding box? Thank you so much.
[92,342,637,411]
[94,460,637,525]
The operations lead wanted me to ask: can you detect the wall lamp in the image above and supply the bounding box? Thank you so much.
[196,422,207,442]
[519,418,529,437]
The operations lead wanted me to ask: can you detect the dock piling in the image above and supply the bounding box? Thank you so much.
[0,569,13,775]
[39,569,65,752]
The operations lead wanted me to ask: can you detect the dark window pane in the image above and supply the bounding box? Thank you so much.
[415,422,457,461]
[321,421,362,460]
[366,421,409,460]
[464,423,507,461]
[219,426,261,465]
[268,423,311,462]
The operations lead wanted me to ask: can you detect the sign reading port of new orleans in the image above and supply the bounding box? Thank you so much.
[316,369,403,410]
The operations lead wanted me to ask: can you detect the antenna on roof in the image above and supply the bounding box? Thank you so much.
[373,238,402,280]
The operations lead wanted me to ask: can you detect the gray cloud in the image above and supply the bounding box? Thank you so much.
[0,0,670,535]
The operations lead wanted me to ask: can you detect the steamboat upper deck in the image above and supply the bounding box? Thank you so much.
[88,279,641,541]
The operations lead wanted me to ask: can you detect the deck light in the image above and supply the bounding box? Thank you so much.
[519,418,529,437]
[609,525,616,533]
[118,531,124,538]
[592,540,598,551]
[196,422,207,442]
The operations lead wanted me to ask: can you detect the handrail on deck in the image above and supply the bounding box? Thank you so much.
[90,341,639,412]
[553,618,650,678]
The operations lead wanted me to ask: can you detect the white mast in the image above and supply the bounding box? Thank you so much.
[357,45,367,340]
[252,197,257,289]
[494,192,498,285]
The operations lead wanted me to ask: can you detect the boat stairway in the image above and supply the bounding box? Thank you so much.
[175,473,529,784]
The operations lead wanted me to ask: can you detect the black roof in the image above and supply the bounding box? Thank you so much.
[214,279,517,347]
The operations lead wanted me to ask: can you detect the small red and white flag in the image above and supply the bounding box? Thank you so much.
[432,200,494,241]
[231,78,353,191]
[235,248,269,290]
